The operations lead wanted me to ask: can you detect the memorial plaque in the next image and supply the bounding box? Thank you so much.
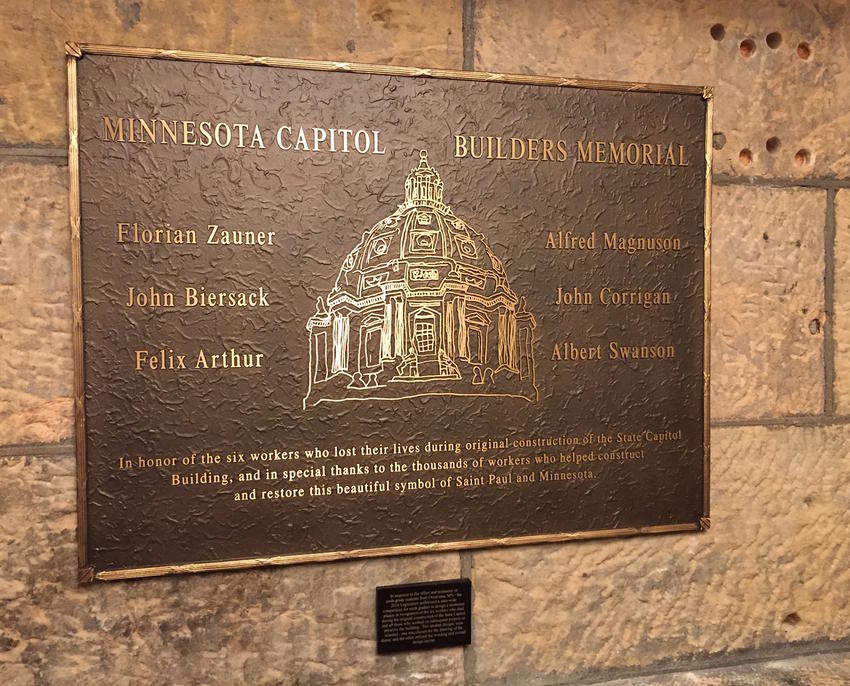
[376,579,472,654]
[67,44,711,583]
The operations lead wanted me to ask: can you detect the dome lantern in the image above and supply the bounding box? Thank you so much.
[403,150,446,211]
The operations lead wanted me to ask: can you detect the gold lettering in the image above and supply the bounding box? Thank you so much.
[354,130,370,153]
[103,116,124,142]
[198,121,213,146]
[609,142,624,164]
[511,138,525,160]
[595,141,607,163]
[182,120,197,146]
[556,139,569,161]
[295,128,309,150]
[214,122,230,147]
[372,130,385,154]
[160,120,177,144]
[277,125,292,150]
[138,119,156,144]
[455,135,468,158]
[251,125,266,148]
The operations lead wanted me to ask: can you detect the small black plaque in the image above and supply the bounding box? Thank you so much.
[376,578,472,654]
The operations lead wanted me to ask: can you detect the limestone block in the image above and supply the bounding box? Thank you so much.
[466,424,850,684]
[712,185,825,419]
[229,1,463,70]
[599,651,850,685]
[0,0,463,146]
[0,162,73,446]
[0,455,463,686]
[474,0,850,178]
[833,189,850,412]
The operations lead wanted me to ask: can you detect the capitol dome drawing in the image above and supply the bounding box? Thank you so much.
[304,150,537,408]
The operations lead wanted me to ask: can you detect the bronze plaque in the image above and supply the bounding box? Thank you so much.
[67,44,711,583]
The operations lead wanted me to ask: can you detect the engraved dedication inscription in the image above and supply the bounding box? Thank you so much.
[68,45,711,582]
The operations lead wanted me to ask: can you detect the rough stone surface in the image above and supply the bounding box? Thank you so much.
[474,0,850,179]
[467,425,850,684]
[0,0,463,146]
[0,455,463,686]
[711,185,825,419]
[3,3,850,685]
[833,189,850,412]
[0,162,73,446]
[598,651,850,685]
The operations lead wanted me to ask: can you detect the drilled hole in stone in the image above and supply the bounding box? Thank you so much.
[739,38,756,57]
[795,148,812,166]
[763,232,769,241]
[710,23,725,40]
[712,132,726,150]
[809,319,821,335]
[783,612,802,625]
[797,42,811,60]
[739,148,753,165]
[766,32,782,49]
[766,136,781,153]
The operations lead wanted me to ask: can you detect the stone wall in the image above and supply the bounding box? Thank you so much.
[2,1,849,684]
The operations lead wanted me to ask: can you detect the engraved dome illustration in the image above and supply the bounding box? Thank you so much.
[304,150,537,408]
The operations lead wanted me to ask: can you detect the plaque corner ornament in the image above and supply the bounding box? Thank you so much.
[78,566,95,585]
[65,41,83,58]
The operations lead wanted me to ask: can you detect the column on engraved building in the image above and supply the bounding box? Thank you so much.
[444,298,456,358]
[457,298,468,359]
[509,312,517,369]
[332,313,349,373]
[498,308,518,370]
[381,301,393,359]
[498,308,509,367]
[393,296,406,358]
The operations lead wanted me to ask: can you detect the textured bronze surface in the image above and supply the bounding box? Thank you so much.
[69,46,710,582]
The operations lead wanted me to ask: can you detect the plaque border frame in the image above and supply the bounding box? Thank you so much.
[66,42,712,584]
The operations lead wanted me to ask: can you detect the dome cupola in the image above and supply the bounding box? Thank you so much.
[403,150,447,211]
